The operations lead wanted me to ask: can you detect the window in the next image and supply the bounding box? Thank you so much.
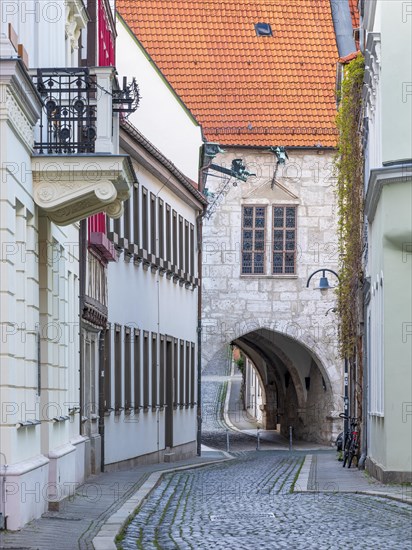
[190,343,195,407]
[172,210,178,267]
[158,199,164,259]
[159,335,165,408]
[151,333,157,408]
[179,216,184,270]
[123,197,131,244]
[150,193,156,256]
[185,221,189,274]
[190,223,195,277]
[255,23,273,36]
[133,183,140,246]
[142,187,148,250]
[166,205,172,262]
[124,327,132,409]
[114,324,122,411]
[143,331,149,409]
[133,329,141,410]
[272,206,296,274]
[179,340,184,407]
[104,325,111,409]
[185,341,190,407]
[241,206,266,274]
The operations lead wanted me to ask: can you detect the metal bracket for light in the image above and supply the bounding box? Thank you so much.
[112,77,140,116]
[306,268,340,295]
[270,146,289,189]
[209,159,256,183]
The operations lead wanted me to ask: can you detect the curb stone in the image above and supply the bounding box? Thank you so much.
[92,456,235,550]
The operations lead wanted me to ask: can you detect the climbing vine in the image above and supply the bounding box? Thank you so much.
[335,53,365,359]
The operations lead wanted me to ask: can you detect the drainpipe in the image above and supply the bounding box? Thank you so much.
[98,329,105,472]
[359,278,371,469]
[330,0,356,57]
[196,212,203,456]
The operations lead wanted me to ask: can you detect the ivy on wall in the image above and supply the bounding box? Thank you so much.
[335,53,365,359]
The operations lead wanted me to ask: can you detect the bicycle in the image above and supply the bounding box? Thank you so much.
[339,413,359,468]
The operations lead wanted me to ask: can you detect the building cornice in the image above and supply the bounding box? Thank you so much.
[365,163,412,222]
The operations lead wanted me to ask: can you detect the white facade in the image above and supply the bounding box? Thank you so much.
[103,124,204,467]
[362,0,412,482]
[0,0,133,529]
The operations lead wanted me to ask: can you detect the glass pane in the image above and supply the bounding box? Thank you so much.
[285,240,295,250]
[255,207,265,217]
[274,230,283,241]
[254,253,264,274]
[243,230,253,240]
[255,216,265,228]
[285,253,295,273]
[243,207,253,218]
[244,216,253,227]
[273,253,283,274]
[243,240,253,250]
[274,241,283,251]
[274,207,284,218]
[286,207,296,228]
[255,230,264,241]
[242,252,252,274]
[285,230,295,240]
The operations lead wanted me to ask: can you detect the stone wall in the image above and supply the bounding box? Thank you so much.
[201,148,342,443]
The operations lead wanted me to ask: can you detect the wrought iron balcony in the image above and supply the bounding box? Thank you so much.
[33,68,97,155]
[30,67,139,225]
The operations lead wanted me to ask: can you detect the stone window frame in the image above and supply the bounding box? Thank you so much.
[240,203,299,278]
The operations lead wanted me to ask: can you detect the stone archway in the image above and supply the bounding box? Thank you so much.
[202,324,342,445]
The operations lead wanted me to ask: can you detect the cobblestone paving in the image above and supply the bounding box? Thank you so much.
[120,452,412,550]
[120,377,412,549]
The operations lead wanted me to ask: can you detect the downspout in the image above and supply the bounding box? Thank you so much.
[98,329,105,472]
[330,0,356,57]
[359,277,371,469]
[196,144,207,456]
[196,212,203,456]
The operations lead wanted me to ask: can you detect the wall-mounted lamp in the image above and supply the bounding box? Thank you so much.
[306,268,340,295]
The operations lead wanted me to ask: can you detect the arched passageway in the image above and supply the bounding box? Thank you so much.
[204,327,342,445]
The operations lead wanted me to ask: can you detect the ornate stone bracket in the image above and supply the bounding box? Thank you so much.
[32,155,134,225]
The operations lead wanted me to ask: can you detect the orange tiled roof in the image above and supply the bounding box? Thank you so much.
[117,1,339,147]
[349,0,360,30]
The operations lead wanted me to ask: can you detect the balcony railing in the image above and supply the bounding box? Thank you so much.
[33,68,97,155]
[32,67,140,155]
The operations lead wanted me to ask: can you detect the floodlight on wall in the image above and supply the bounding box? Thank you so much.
[306,268,340,295]
[204,142,226,158]
[270,146,289,164]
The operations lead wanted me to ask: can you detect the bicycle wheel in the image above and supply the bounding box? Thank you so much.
[348,437,358,468]
[342,436,351,468]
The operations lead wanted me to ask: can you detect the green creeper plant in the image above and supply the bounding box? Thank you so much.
[335,53,365,360]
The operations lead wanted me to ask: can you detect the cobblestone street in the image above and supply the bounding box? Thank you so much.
[121,451,412,550]
[120,376,412,550]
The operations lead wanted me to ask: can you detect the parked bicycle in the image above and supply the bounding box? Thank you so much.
[339,413,359,468]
